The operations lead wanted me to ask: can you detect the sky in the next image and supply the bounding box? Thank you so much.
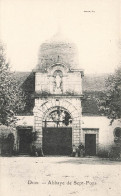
[0,0,121,74]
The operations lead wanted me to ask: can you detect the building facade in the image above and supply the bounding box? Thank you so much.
[15,34,121,156]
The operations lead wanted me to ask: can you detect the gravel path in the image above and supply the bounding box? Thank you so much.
[0,157,121,196]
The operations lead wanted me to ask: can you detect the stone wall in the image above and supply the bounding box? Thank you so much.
[37,42,79,71]
[35,71,82,95]
[16,115,121,155]
[82,116,121,154]
[33,97,82,148]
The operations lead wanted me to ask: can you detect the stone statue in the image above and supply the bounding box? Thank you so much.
[54,72,62,93]
[55,73,61,89]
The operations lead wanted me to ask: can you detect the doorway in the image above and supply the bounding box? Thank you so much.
[18,128,32,154]
[43,127,72,155]
[85,134,96,156]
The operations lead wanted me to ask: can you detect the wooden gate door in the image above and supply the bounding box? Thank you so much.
[85,134,96,156]
[43,128,72,155]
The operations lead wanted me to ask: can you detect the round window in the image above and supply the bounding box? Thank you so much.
[114,127,121,137]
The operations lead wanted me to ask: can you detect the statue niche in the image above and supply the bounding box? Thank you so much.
[53,70,63,94]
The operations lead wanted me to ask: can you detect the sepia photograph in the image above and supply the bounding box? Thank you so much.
[0,0,121,195]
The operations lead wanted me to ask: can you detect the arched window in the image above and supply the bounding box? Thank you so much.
[43,107,72,127]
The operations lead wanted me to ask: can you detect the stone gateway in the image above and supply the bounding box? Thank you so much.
[33,34,84,155]
[15,33,121,157]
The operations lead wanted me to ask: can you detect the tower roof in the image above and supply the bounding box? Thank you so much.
[44,31,73,44]
[36,32,80,72]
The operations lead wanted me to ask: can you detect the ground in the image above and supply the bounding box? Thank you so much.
[0,157,121,196]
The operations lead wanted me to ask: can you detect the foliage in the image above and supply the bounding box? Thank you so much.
[65,90,75,95]
[0,43,26,126]
[82,91,105,116]
[0,125,13,141]
[0,125,15,155]
[97,66,121,123]
[62,112,72,126]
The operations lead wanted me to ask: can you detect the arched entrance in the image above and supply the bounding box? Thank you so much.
[33,98,82,155]
[42,106,72,155]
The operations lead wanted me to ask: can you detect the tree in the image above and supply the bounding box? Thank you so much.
[0,42,26,126]
[97,66,121,124]
[0,125,14,154]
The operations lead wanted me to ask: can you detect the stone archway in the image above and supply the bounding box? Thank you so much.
[42,106,72,127]
[42,106,72,155]
[33,98,82,152]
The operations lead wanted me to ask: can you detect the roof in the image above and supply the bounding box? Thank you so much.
[44,31,73,44]
[82,73,109,92]
[13,71,108,116]
[14,71,108,91]
[36,32,80,71]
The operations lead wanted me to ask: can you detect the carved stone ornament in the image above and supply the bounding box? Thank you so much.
[53,70,63,93]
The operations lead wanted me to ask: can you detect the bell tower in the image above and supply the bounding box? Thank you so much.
[33,33,84,155]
